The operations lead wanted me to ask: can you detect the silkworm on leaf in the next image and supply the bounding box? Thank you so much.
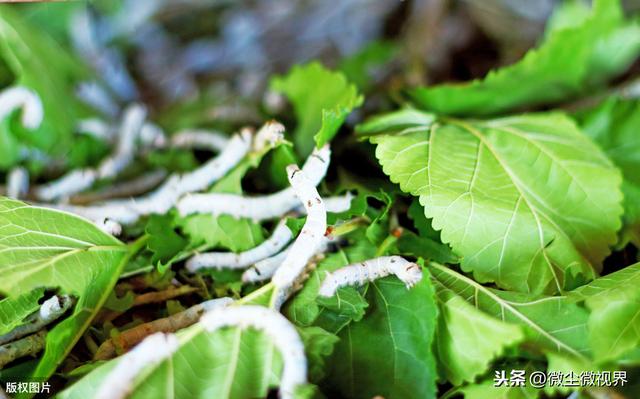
[35,104,147,201]
[242,236,336,283]
[177,144,331,221]
[200,305,307,399]
[271,165,327,308]
[94,333,180,399]
[0,86,43,129]
[43,129,253,225]
[0,295,73,345]
[170,129,229,152]
[6,167,29,199]
[318,255,423,297]
[187,219,293,272]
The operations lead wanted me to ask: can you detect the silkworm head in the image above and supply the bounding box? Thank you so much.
[398,262,423,287]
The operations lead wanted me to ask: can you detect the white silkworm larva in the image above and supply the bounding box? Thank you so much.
[186,219,293,272]
[0,295,73,345]
[294,192,354,215]
[95,218,123,236]
[94,333,180,399]
[76,118,113,141]
[171,129,230,152]
[77,118,166,148]
[199,306,307,399]
[6,167,29,199]
[40,129,253,225]
[318,256,423,297]
[177,144,330,221]
[242,236,335,283]
[0,86,43,129]
[271,165,327,307]
[75,81,119,117]
[35,105,147,201]
[96,104,147,178]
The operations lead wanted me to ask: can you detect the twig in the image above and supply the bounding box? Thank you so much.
[0,330,47,369]
[98,285,200,323]
[94,297,233,360]
[0,295,73,346]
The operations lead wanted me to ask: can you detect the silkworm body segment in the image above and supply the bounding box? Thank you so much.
[318,256,423,297]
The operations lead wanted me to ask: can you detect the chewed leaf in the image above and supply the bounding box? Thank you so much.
[408,0,640,116]
[367,112,623,293]
[271,62,363,155]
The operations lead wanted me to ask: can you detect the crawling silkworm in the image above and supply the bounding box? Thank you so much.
[42,128,254,225]
[0,295,73,346]
[170,129,230,152]
[94,333,180,399]
[294,192,354,215]
[199,305,307,399]
[6,167,29,199]
[0,86,43,130]
[35,105,147,201]
[177,145,330,221]
[77,117,166,148]
[187,219,293,272]
[318,256,423,297]
[95,218,123,236]
[242,236,336,283]
[271,165,327,308]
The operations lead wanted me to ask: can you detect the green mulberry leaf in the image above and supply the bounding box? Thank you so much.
[0,197,130,384]
[271,62,363,155]
[365,110,622,293]
[408,0,640,116]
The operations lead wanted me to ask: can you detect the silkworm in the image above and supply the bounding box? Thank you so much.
[95,218,123,236]
[94,333,180,399]
[6,167,29,199]
[170,129,230,152]
[271,165,327,308]
[41,129,253,225]
[186,219,293,272]
[242,236,335,283]
[0,86,43,130]
[0,295,73,346]
[177,144,331,221]
[94,297,234,360]
[75,80,119,117]
[96,104,147,179]
[199,305,307,399]
[318,256,423,297]
[294,192,354,215]
[35,105,147,201]
[77,117,166,148]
